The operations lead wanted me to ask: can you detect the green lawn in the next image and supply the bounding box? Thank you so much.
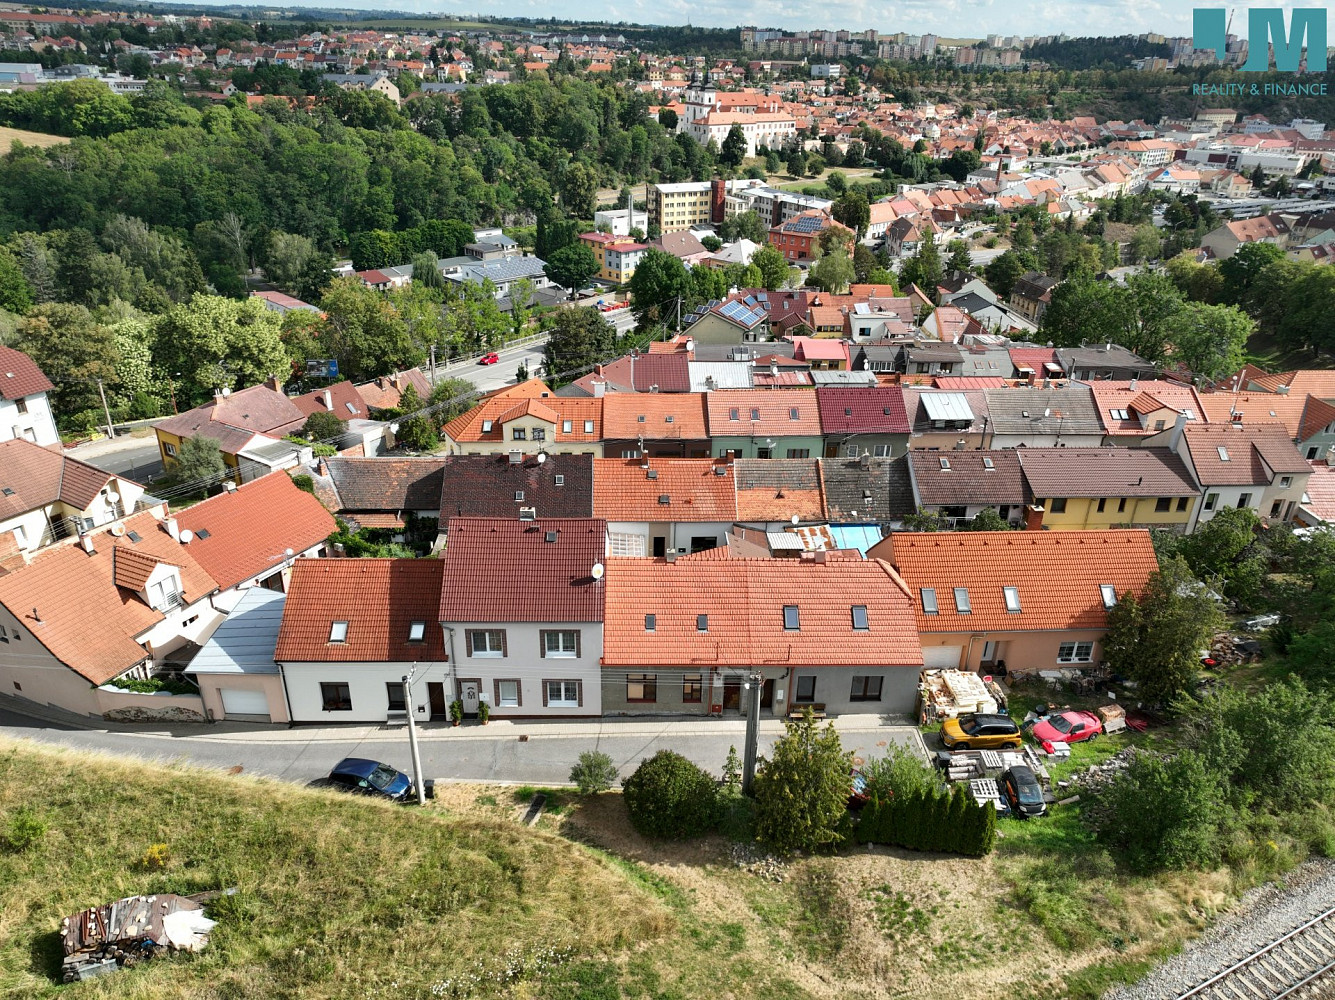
[1244,329,1335,372]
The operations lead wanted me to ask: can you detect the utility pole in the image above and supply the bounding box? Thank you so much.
[742,670,762,795]
[429,343,437,383]
[402,669,426,806]
[96,378,115,439]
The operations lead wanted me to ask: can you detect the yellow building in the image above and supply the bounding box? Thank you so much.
[578,232,648,284]
[153,382,307,485]
[1017,447,1199,531]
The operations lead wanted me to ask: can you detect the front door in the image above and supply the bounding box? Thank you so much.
[760,679,774,709]
[427,682,447,720]
[459,680,480,716]
[723,679,742,712]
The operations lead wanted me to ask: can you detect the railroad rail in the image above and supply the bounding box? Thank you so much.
[1175,904,1335,1000]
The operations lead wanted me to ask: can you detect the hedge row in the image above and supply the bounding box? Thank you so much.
[856,785,996,857]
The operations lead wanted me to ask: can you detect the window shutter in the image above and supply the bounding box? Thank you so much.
[574,630,581,658]
[465,630,474,656]
[577,680,583,708]
[542,681,549,707]
[539,630,547,657]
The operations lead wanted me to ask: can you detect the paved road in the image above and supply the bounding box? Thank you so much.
[0,705,923,788]
[68,436,164,483]
[968,247,1007,268]
[433,337,550,394]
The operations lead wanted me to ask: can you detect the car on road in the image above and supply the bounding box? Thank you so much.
[999,764,1047,818]
[478,352,500,365]
[941,713,1023,750]
[327,758,413,802]
[1030,710,1102,745]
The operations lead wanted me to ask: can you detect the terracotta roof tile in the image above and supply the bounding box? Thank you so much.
[354,369,434,411]
[601,393,709,441]
[734,458,826,521]
[1198,391,1331,441]
[442,382,603,445]
[291,380,370,421]
[879,529,1158,632]
[705,389,821,438]
[602,551,922,667]
[174,473,336,590]
[439,517,607,622]
[154,383,306,439]
[1181,423,1310,485]
[111,546,161,592]
[815,387,910,435]
[0,346,53,400]
[0,438,124,519]
[593,458,736,522]
[275,558,446,662]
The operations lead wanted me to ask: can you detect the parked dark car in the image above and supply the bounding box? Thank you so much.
[999,765,1047,819]
[327,758,413,802]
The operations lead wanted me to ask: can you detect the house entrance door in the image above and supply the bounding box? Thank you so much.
[760,679,774,709]
[723,679,742,712]
[459,680,480,716]
[428,682,447,720]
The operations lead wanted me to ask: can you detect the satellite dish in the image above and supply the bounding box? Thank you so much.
[110,523,125,537]
[791,514,800,525]
[591,562,605,580]
[178,529,194,544]
[106,491,120,504]
[284,548,294,557]
[537,453,548,464]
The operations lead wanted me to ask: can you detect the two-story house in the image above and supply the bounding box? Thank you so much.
[902,389,994,450]
[816,387,911,459]
[984,384,1105,448]
[1084,380,1208,444]
[441,381,604,457]
[1016,447,1200,531]
[0,346,59,447]
[439,517,607,718]
[154,381,308,484]
[594,458,736,557]
[908,450,1028,526]
[1198,391,1335,463]
[601,394,711,459]
[706,390,823,459]
[872,529,1159,677]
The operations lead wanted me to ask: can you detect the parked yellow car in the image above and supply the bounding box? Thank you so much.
[941,713,1022,750]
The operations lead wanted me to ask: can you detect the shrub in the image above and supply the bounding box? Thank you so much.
[139,843,170,870]
[722,745,741,790]
[4,807,47,852]
[622,750,717,839]
[291,474,315,495]
[1094,750,1225,873]
[753,709,850,854]
[107,675,198,696]
[569,750,618,795]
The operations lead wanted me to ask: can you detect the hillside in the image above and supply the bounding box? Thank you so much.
[0,126,69,152]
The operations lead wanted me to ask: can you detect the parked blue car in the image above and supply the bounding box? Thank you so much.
[327,758,413,802]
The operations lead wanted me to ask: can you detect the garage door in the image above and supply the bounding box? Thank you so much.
[220,688,270,719]
[922,646,963,669]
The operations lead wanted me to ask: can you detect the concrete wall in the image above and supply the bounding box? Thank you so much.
[193,672,290,723]
[95,686,207,722]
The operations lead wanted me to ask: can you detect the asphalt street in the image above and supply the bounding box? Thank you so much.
[74,437,164,482]
[435,337,551,394]
[0,706,923,788]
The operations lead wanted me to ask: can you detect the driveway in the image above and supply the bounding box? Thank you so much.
[0,703,925,788]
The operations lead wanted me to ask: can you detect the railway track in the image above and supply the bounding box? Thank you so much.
[1175,904,1335,1000]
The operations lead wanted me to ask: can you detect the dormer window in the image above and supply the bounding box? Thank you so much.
[408,621,426,642]
[329,621,349,643]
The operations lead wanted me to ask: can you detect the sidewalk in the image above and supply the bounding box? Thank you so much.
[0,694,915,746]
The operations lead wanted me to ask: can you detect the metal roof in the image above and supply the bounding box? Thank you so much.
[189,587,285,676]
[920,392,974,422]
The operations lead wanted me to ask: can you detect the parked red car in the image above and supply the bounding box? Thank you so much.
[478,352,500,365]
[1031,710,1102,744]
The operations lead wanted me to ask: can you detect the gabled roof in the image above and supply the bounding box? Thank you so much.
[984,384,1103,436]
[111,546,164,592]
[354,368,433,411]
[820,456,915,524]
[601,393,709,441]
[0,438,126,519]
[593,458,736,522]
[878,529,1158,632]
[290,380,370,421]
[326,457,446,512]
[1198,391,1335,443]
[1017,447,1198,498]
[734,458,825,521]
[1180,423,1310,485]
[154,383,306,441]
[705,390,822,438]
[815,387,910,435]
[602,550,922,667]
[174,473,336,590]
[1085,379,1206,435]
[439,517,607,622]
[275,558,446,663]
[0,509,217,684]
[439,453,593,519]
[910,449,1027,505]
[442,381,603,445]
[597,352,692,393]
[0,346,53,400]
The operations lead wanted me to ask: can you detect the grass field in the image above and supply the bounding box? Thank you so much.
[0,729,1301,1000]
[1244,329,1335,373]
[0,127,69,152]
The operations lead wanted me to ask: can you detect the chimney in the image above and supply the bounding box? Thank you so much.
[81,534,95,554]
[1128,377,1138,392]
[1025,504,1045,531]
[317,458,329,477]
[323,389,333,410]
[592,381,607,398]
[710,177,726,225]
[165,517,180,541]
[1167,409,1189,453]
[264,374,282,392]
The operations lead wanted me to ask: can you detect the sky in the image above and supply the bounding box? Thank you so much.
[254,0,1335,41]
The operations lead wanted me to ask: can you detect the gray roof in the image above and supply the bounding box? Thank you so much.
[689,361,753,391]
[821,455,915,523]
[693,343,797,362]
[919,392,974,422]
[983,384,1103,436]
[189,587,284,676]
[452,257,548,284]
[809,370,878,386]
[1055,344,1152,370]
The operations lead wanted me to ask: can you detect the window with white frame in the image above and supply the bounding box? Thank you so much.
[469,629,505,656]
[148,576,181,612]
[1003,587,1021,613]
[1057,641,1094,663]
[546,680,580,707]
[407,621,426,642]
[328,620,348,642]
[1100,585,1118,609]
[497,680,520,707]
[543,630,579,657]
[953,587,971,613]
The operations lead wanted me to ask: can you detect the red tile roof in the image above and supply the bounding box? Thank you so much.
[0,509,218,684]
[597,352,692,393]
[1181,423,1310,485]
[734,458,826,521]
[815,387,910,435]
[0,346,53,400]
[602,551,922,667]
[439,517,607,622]
[705,390,822,438]
[174,473,336,590]
[154,384,306,442]
[877,529,1158,633]
[0,438,124,519]
[442,382,603,445]
[601,393,709,442]
[291,381,369,422]
[593,459,736,522]
[275,558,446,662]
[354,369,433,411]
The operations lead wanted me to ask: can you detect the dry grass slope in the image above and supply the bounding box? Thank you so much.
[0,126,70,151]
[0,740,670,1000]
